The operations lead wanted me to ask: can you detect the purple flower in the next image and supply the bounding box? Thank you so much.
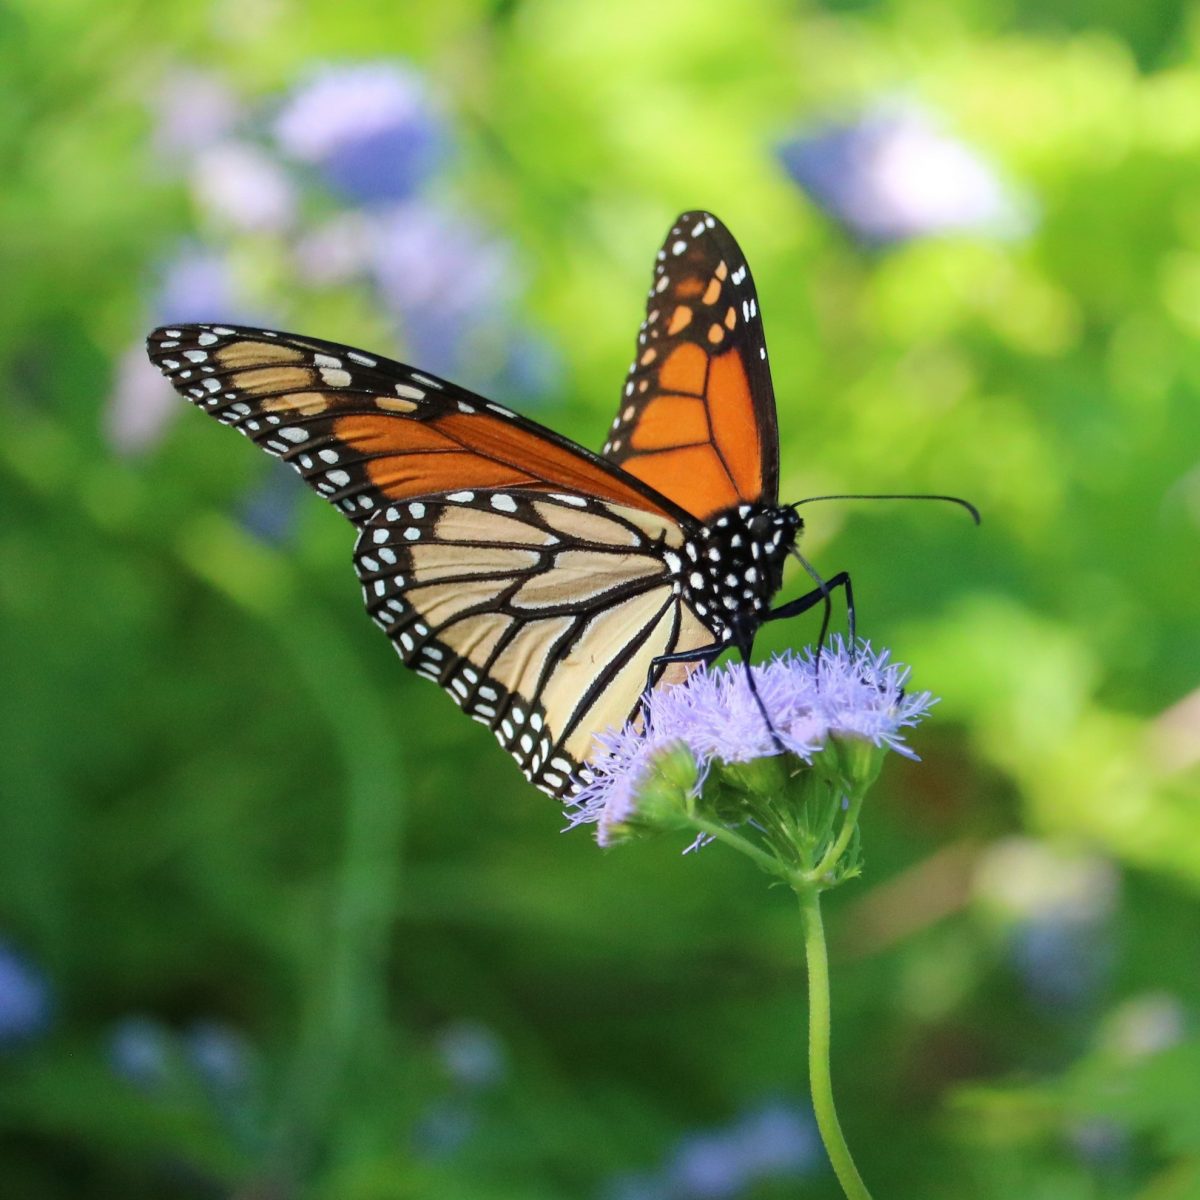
[106,343,179,455]
[729,1102,820,1178]
[108,1016,174,1091]
[108,245,265,454]
[0,941,52,1049]
[412,1100,475,1157]
[434,1020,506,1091]
[488,330,563,409]
[664,1102,818,1198]
[185,1020,253,1097]
[666,1130,747,1199]
[151,67,240,161]
[778,102,1028,244]
[152,245,248,324]
[273,62,446,205]
[292,212,373,286]
[568,639,936,847]
[236,468,306,545]
[974,838,1118,1012]
[189,141,297,234]
[368,201,517,379]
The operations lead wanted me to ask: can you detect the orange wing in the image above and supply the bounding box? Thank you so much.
[602,211,779,520]
[147,324,691,525]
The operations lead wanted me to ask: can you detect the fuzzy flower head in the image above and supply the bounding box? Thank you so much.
[568,639,935,853]
[272,61,445,205]
[778,101,1030,245]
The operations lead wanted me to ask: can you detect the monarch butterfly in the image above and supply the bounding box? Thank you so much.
[147,212,851,800]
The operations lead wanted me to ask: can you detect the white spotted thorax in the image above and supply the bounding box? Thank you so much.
[674,503,801,637]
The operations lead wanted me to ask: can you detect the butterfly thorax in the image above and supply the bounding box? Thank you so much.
[671,503,801,638]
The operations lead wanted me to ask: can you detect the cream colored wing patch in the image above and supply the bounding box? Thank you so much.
[353,490,719,799]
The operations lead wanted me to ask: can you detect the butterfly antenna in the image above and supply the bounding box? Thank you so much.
[792,492,981,525]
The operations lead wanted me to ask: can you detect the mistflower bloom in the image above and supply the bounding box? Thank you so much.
[273,61,446,205]
[574,641,941,1200]
[778,101,1029,244]
[568,638,935,850]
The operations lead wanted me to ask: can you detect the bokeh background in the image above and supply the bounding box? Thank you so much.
[3,1,1200,1196]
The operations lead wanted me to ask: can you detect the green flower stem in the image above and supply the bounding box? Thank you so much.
[796,885,873,1200]
[687,816,793,880]
[805,787,867,885]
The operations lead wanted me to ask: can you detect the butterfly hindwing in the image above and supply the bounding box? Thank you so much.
[602,211,779,518]
[147,324,684,525]
[353,489,714,798]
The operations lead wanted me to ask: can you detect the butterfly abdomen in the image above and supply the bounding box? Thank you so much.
[672,503,800,636]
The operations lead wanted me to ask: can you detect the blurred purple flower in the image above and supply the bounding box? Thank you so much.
[106,344,178,455]
[273,61,446,205]
[1012,917,1113,1012]
[568,639,936,846]
[974,838,1118,1013]
[369,202,516,378]
[1068,1118,1129,1171]
[0,941,52,1049]
[779,102,1028,244]
[108,245,268,454]
[190,141,297,233]
[666,1131,746,1199]
[412,1099,476,1157]
[435,1020,506,1091]
[292,212,374,287]
[185,1020,254,1097]
[1102,992,1187,1060]
[236,467,306,545]
[600,1174,666,1200]
[729,1102,820,1178]
[664,1102,818,1198]
[154,245,247,324]
[489,329,563,408]
[152,67,241,161]
[108,1016,174,1091]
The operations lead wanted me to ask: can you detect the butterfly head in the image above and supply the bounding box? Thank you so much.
[677,503,800,634]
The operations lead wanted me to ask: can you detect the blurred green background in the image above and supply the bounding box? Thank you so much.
[3,0,1200,1196]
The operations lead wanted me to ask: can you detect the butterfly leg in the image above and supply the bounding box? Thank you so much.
[645,640,727,692]
[765,571,855,679]
[646,636,786,753]
[764,572,853,639]
[734,635,789,753]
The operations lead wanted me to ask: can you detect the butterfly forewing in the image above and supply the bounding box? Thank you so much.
[147,324,682,525]
[603,211,779,518]
[354,490,714,797]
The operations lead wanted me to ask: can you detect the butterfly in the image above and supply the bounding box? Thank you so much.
[147,211,850,801]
